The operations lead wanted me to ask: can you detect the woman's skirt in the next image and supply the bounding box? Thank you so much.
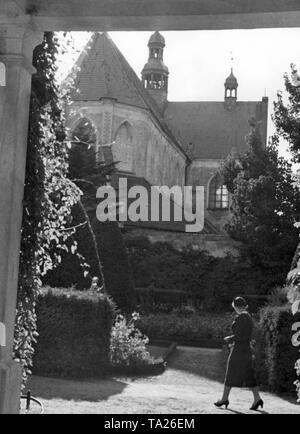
[224,343,257,388]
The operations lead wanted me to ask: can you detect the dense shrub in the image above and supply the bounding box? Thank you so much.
[287,258,300,399]
[33,287,116,378]
[126,238,279,311]
[110,312,157,374]
[44,213,136,313]
[92,219,135,312]
[137,312,233,344]
[126,239,213,294]
[259,306,300,393]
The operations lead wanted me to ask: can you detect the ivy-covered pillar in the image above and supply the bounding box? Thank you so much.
[0,25,42,414]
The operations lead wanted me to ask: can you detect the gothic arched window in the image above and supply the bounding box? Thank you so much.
[69,118,97,179]
[208,174,229,210]
[113,122,133,173]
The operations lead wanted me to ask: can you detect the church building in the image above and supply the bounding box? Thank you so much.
[66,31,268,256]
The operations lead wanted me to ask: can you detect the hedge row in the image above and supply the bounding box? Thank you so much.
[259,306,300,393]
[126,238,284,310]
[33,287,116,378]
[137,312,234,344]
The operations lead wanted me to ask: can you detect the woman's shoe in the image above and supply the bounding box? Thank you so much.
[214,400,229,409]
[250,399,264,411]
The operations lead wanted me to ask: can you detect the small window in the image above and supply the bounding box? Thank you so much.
[209,174,229,210]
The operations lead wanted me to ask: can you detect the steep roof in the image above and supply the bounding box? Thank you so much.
[164,100,267,160]
[71,32,186,156]
[72,32,147,107]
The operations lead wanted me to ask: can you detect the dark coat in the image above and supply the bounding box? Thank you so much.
[224,312,257,388]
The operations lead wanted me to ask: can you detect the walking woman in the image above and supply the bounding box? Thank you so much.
[214,296,264,411]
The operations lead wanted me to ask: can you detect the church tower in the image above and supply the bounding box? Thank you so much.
[142,31,169,110]
[224,68,238,110]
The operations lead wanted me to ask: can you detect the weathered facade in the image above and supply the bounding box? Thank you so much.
[67,31,268,249]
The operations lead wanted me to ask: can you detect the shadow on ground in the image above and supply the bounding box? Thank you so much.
[167,347,225,383]
[27,376,128,403]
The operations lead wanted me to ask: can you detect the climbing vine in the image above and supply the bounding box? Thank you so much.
[13,32,82,386]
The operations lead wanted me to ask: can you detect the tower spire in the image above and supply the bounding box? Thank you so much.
[224,66,238,110]
[141,31,169,110]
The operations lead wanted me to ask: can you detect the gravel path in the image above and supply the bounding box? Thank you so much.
[27,347,300,414]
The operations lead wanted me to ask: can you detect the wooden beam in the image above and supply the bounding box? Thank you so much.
[2,1,300,31]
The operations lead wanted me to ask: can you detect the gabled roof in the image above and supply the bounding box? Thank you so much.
[71,32,187,157]
[164,100,268,160]
[72,32,147,107]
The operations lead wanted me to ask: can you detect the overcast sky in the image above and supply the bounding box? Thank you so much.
[58,28,300,164]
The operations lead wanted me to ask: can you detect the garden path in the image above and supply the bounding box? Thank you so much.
[27,347,300,414]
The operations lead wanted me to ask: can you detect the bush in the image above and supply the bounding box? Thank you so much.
[259,306,300,393]
[33,287,116,378]
[267,286,289,307]
[110,312,156,374]
[137,312,234,344]
[126,240,214,294]
[295,360,300,402]
[126,238,281,311]
[92,219,136,312]
[44,208,136,315]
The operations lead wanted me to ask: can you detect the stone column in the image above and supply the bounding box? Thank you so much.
[0,25,42,414]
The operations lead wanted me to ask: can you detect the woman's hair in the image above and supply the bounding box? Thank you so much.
[233,296,248,309]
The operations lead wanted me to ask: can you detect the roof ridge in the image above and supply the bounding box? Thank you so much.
[62,32,99,90]
[105,37,188,156]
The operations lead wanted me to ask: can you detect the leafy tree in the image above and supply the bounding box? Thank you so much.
[273,64,300,399]
[272,64,300,264]
[272,64,300,164]
[221,125,300,287]
[45,110,136,311]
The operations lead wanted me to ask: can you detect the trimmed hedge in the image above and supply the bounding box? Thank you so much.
[137,312,234,344]
[33,287,116,378]
[259,306,300,393]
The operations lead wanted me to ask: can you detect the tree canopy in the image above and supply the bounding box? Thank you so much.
[221,124,300,286]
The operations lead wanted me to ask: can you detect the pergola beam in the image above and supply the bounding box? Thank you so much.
[29,11,300,32]
[2,0,300,31]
